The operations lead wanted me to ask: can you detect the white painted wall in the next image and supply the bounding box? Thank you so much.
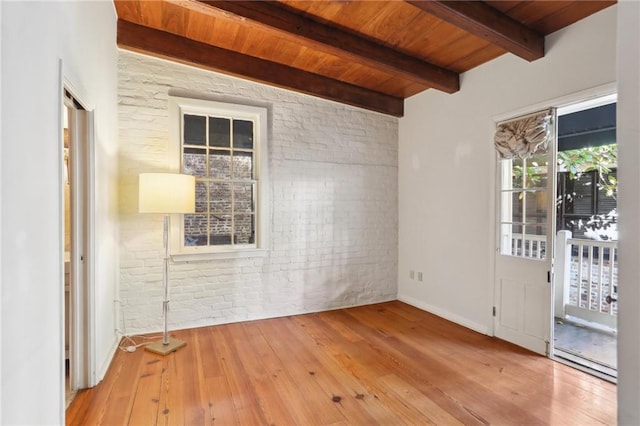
[617,1,640,423]
[118,51,398,335]
[398,7,617,333]
[0,2,118,423]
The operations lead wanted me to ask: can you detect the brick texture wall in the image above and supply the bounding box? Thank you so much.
[118,50,398,334]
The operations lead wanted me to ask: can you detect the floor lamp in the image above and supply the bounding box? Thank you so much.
[138,172,195,355]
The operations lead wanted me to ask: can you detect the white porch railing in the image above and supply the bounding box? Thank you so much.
[554,230,618,331]
[510,233,547,259]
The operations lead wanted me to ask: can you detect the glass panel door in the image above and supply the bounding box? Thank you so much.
[500,154,549,259]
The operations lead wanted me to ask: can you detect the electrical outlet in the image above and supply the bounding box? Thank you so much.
[410,270,415,279]
[417,272,423,282]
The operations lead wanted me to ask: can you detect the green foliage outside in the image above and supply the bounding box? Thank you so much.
[557,143,617,199]
[512,161,543,188]
[512,144,617,196]
[509,144,618,239]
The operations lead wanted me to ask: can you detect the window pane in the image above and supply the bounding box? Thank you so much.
[524,190,547,224]
[233,151,253,180]
[195,181,207,213]
[184,115,206,146]
[511,158,523,189]
[511,191,548,224]
[210,214,232,245]
[209,117,230,148]
[525,155,548,189]
[233,120,253,149]
[524,224,546,237]
[183,148,206,177]
[210,182,231,213]
[501,222,523,256]
[522,225,547,259]
[512,192,523,223]
[500,222,547,259]
[184,214,208,246]
[234,214,255,244]
[209,150,231,179]
[234,183,254,213]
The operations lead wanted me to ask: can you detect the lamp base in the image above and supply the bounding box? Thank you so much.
[144,338,186,356]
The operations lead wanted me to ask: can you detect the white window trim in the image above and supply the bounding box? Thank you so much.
[168,96,270,261]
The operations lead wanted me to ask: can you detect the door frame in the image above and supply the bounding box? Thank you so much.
[490,82,617,354]
[59,59,97,402]
[553,92,618,381]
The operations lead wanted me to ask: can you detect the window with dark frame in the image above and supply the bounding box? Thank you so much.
[181,113,257,248]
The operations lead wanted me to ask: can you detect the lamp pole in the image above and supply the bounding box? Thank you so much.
[162,214,170,346]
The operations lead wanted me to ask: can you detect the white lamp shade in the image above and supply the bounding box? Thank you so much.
[138,173,196,214]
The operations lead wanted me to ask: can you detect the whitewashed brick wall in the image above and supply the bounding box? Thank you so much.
[118,50,398,334]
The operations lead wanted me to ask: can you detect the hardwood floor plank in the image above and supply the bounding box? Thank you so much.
[273,317,388,425]
[315,311,365,343]
[209,325,266,425]
[231,321,299,425]
[253,330,355,425]
[203,376,239,426]
[174,329,207,425]
[225,325,312,424]
[67,301,617,425]
[155,354,183,425]
[378,373,463,425]
[192,327,214,426]
[195,324,222,379]
[99,347,145,425]
[126,357,162,425]
[195,327,240,425]
[382,300,432,322]
[257,318,348,425]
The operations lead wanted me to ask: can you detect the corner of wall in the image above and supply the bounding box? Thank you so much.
[397,294,490,335]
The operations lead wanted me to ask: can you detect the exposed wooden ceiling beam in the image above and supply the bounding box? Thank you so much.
[117,20,404,117]
[407,0,544,62]
[197,0,460,94]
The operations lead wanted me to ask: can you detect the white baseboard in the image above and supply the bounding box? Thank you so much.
[95,336,119,386]
[132,296,400,336]
[398,294,490,336]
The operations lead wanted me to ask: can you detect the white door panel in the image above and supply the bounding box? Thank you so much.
[495,259,551,354]
[524,282,548,337]
[499,279,521,332]
[494,110,555,356]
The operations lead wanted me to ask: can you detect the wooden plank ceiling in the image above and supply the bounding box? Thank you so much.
[115,0,615,117]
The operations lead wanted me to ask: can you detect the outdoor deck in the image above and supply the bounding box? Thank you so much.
[554,319,617,379]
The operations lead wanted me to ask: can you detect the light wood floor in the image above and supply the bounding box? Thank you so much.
[67,301,616,425]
